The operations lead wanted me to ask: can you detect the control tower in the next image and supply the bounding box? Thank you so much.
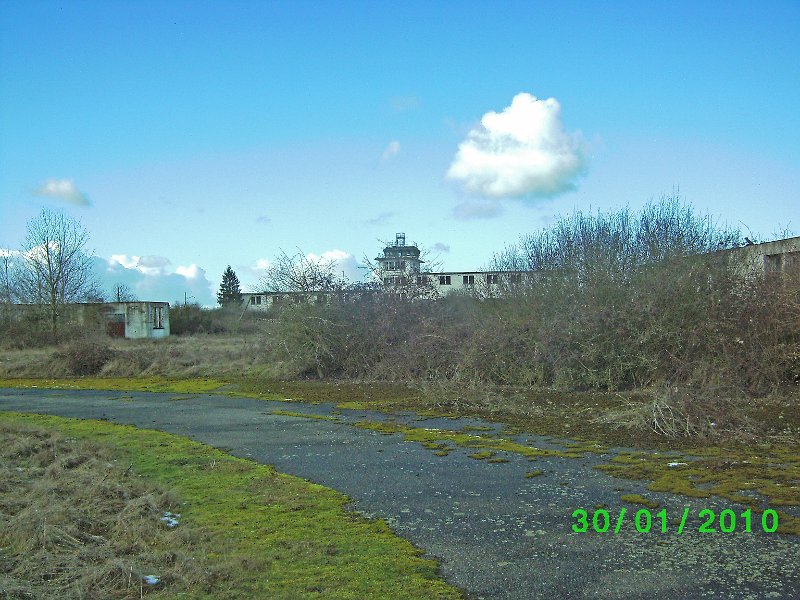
[375,233,423,284]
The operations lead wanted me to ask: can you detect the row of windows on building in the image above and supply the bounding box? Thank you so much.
[382,273,524,286]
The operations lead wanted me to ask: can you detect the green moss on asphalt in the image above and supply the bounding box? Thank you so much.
[597,448,800,535]
[0,412,462,599]
[3,376,796,535]
[620,494,660,509]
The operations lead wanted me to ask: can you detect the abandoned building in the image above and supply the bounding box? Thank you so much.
[241,233,800,312]
[735,235,800,277]
[101,302,170,338]
[374,232,527,296]
[2,301,170,339]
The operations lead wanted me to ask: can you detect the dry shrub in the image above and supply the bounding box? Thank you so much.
[0,423,214,599]
[412,378,542,419]
[55,338,114,376]
[593,385,764,442]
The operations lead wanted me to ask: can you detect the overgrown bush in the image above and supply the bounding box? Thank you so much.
[168,304,261,336]
[56,338,114,376]
[266,196,799,403]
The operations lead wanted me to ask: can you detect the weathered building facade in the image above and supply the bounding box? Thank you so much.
[735,235,800,277]
[101,302,170,339]
[2,301,170,339]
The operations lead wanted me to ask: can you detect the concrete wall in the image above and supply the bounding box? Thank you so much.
[2,301,170,339]
[733,236,800,277]
[108,302,170,339]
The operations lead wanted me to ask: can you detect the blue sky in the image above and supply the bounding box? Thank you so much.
[2,0,798,306]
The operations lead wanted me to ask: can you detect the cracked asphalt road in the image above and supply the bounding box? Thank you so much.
[1,387,798,599]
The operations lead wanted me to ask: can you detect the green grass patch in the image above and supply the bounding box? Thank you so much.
[353,420,584,462]
[619,494,660,509]
[468,451,495,460]
[525,470,544,478]
[0,376,228,394]
[0,412,461,599]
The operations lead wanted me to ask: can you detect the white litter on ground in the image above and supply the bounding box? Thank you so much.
[143,575,160,585]
[161,511,180,528]
[667,462,688,467]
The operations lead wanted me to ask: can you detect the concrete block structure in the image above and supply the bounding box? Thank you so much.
[101,302,170,339]
[1,301,170,339]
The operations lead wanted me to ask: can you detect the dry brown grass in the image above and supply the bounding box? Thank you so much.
[0,333,287,380]
[0,423,218,599]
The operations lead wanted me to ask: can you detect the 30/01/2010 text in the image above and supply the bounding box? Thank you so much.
[571,507,779,534]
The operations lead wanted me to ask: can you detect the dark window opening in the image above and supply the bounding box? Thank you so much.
[153,306,164,329]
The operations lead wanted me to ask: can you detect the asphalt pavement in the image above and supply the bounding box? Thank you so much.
[1,387,797,599]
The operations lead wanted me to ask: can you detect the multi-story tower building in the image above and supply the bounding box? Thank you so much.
[374,233,424,286]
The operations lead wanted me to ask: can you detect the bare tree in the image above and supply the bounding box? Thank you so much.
[111,283,137,302]
[259,249,345,292]
[17,209,98,337]
[0,248,18,305]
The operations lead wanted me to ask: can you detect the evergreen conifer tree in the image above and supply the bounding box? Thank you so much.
[217,265,243,306]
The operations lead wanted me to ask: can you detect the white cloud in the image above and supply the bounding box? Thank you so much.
[138,255,171,269]
[175,264,204,279]
[307,249,365,282]
[96,256,215,306]
[110,254,172,276]
[453,199,503,220]
[33,178,91,206]
[235,259,271,291]
[446,92,587,199]
[381,140,401,162]
[432,242,450,253]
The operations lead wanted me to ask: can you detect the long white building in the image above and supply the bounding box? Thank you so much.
[241,232,800,311]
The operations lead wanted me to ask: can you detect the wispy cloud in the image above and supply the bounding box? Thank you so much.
[432,242,450,253]
[33,178,91,206]
[390,95,421,112]
[447,93,587,199]
[381,140,401,162]
[255,215,271,224]
[364,211,396,226]
[452,199,503,220]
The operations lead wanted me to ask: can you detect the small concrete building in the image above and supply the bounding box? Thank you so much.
[101,302,170,339]
[1,301,170,339]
